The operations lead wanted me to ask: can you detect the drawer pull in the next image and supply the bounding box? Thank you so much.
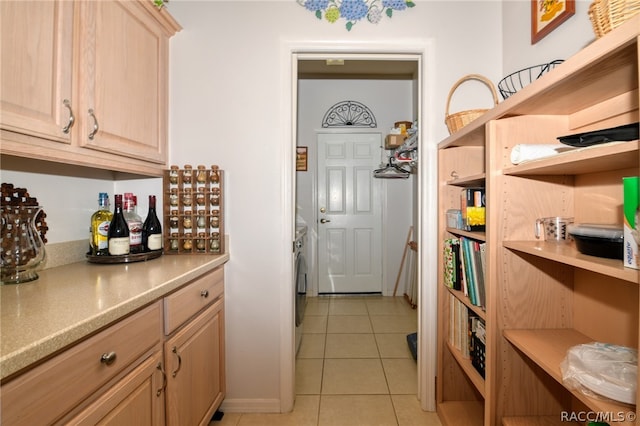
[88,108,99,140]
[62,99,75,133]
[171,346,182,377]
[201,289,209,298]
[100,351,117,366]
[156,362,167,396]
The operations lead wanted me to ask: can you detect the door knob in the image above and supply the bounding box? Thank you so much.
[320,218,331,224]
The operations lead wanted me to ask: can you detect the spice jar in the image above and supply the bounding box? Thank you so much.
[183,233,193,251]
[196,232,206,252]
[170,233,179,251]
[169,188,179,207]
[169,210,179,229]
[210,188,220,206]
[183,165,193,184]
[169,165,179,184]
[182,188,192,206]
[196,211,207,229]
[196,165,207,184]
[182,212,193,229]
[210,232,220,252]
[210,165,220,184]
[196,187,206,206]
[211,210,220,228]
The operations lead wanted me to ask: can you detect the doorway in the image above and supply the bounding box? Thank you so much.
[317,132,383,294]
[285,43,437,414]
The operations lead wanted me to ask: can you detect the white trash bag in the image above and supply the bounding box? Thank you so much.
[560,342,637,405]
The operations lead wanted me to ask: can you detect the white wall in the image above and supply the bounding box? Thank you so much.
[502,0,597,82]
[167,0,502,411]
[296,78,415,297]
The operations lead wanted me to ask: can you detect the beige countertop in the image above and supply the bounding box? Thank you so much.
[0,253,229,381]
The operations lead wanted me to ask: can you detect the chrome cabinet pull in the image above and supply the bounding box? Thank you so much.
[156,362,167,396]
[62,99,75,133]
[88,108,99,140]
[171,346,182,377]
[100,351,117,365]
[201,289,209,298]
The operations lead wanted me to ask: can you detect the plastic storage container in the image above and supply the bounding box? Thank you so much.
[567,224,624,259]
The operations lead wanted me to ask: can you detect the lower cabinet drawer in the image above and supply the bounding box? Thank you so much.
[164,265,224,335]
[0,302,162,425]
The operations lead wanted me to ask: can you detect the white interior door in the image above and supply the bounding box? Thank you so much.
[317,132,382,293]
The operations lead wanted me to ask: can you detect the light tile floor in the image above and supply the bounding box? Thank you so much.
[213,295,442,426]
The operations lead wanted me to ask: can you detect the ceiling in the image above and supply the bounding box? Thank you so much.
[297,59,418,80]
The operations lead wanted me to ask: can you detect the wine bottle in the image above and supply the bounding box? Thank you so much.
[123,193,143,254]
[108,194,130,255]
[90,192,113,256]
[142,195,163,252]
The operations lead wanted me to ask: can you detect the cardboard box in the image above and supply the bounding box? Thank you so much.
[385,134,407,149]
[623,176,639,269]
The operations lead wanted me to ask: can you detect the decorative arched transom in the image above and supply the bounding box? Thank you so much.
[321,101,377,128]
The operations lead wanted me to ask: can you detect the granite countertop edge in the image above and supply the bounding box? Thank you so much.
[0,253,229,381]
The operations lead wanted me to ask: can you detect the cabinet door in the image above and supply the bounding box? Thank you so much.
[165,299,225,426]
[76,0,168,164]
[0,0,73,143]
[67,352,165,426]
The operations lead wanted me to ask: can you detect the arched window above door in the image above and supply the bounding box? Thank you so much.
[321,101,377,128]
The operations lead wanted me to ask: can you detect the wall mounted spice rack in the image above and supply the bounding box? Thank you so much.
[162,165,225,255]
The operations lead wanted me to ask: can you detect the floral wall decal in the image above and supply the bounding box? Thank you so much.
[298,0,416,31]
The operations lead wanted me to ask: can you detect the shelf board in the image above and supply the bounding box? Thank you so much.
[503,240,638,284]
[446,172,486,187]
[504,328,636,415]
[437,400,484,426]
[503,140,638,176]
[447,287,486,320]
[446,340,485,397]
[502,416,579,425]
[446,228,487,242]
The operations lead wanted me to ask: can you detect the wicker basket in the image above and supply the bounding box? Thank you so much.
[445,74,498,135]
[588,0,640,38]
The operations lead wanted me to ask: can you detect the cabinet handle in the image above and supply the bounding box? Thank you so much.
[100,351,117,366]
[62,99,75,133]
[171,346,182,377]
[88,108,99,140]
[201,289,209,298]
[156,362,167,396]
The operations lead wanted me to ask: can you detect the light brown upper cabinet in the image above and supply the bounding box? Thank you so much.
[0,0,181,176]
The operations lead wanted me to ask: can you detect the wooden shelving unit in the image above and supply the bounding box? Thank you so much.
[436,15,640,426]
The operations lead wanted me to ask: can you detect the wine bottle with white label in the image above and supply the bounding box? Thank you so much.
[108,194,130,256]
[142,195,163,252]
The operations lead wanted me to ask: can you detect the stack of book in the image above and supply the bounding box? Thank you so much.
[443,237,486,309]
[448,293,485,364]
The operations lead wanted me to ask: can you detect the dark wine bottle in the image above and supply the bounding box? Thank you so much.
[108,194,130,256]
[142,195,163,252]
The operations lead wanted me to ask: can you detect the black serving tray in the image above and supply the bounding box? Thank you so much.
[86,250,163,264]
[558,122,639,147]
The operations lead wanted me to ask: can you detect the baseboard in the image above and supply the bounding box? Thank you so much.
[220,398,282,413]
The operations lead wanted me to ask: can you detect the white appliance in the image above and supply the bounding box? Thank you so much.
[294,225,308,355]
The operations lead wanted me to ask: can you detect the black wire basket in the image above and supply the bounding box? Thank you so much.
[498,60,564,100]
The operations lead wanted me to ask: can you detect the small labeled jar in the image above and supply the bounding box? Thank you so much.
[210,232,220,252]
[169,165,179,184]
[170,233,179,251]
[182,164,193,184]
[169,188,179,207]
[210,188,220,206]
[210,165,220,184]
[196,232,207,252]
[169,210,179,229]
[183,233,193,251]
[196,165,207,184]
[182,212,193,229]
[182,187,192,206]
[196,187,206,206]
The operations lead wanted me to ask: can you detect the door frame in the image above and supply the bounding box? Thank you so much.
[280,40,437,413]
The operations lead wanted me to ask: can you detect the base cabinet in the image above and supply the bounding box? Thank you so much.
[0,266,226,426]
[165,299,225,426]
[67,351,165,426]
